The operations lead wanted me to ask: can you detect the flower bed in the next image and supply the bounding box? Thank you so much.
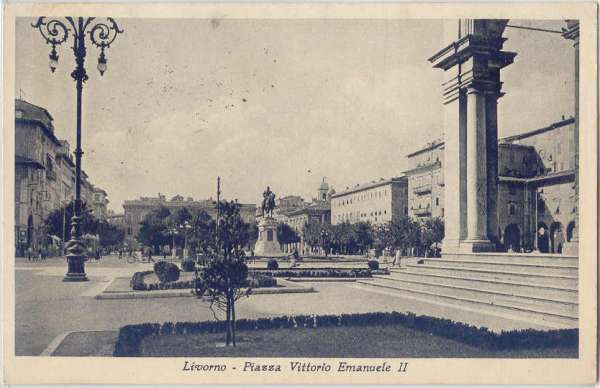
[251,268,372,278]
[114,311,578,357]
[130,271,277,291]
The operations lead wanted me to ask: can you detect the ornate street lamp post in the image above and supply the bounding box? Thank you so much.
[31,17,123,281]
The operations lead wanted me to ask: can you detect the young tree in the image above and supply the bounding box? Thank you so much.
[194,200,253,346]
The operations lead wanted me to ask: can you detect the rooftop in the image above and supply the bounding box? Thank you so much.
[500,117,575,143]
[331,176,406,198]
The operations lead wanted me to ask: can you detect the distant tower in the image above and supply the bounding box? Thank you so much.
[317,177,329,201]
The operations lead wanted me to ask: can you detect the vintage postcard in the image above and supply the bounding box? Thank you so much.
[2,2,598,385]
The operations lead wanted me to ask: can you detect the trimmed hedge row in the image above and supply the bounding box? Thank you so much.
[130,271,277,291]
[252,268,372,278]
[113,311,578,356]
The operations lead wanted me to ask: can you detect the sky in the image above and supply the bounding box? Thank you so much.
[15,18,574,212]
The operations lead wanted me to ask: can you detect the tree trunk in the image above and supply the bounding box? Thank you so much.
[225,299,231,346]
[231,296,236,347]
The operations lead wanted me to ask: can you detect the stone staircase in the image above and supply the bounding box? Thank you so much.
[356,253,578,329]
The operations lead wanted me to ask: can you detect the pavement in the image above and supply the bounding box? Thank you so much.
[14,255,550,356]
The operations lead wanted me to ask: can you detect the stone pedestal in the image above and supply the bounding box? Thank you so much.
[429,19,515,255]
[254,217,284,257]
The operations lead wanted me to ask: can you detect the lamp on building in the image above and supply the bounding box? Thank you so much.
[31,17,123,282]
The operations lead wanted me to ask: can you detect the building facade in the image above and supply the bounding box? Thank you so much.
[123,193,256,239]
[14,99,109,256]
[406,117,577,254]
[330,177,408,225]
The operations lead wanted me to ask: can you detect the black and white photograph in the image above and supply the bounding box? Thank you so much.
[2,3,597,385]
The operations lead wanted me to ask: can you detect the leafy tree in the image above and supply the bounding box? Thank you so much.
[137,207,171,252]
[302,220,322,253]
[277,222,300,247]
[44,200,98,242]
[354,222,374,254]
[419,217,445,256]
[373,222,395,255]
[188,210,216,254]
[194,200,252,347]
[97,220,125,248]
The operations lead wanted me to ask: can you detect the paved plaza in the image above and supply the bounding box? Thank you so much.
[15,255,548,356]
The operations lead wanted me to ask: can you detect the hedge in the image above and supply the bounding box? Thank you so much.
[113,311,578,356]
[130,271,277,291]
[252,268,372,278]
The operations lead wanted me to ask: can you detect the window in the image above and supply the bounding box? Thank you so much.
[508,203,516,215]
[435,197,439,206]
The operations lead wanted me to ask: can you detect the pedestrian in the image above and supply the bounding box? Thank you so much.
[394,249,402,268]
[118,250,122,259]
[37,248,42,262]
[27,246,32,261]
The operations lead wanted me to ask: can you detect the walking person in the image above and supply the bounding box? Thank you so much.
[394,249,402,268]
[27,246,32,261]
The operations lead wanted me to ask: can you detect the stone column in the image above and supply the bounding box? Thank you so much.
[465,86,489,242]
[485,91,500,246]
[562,20,579,256]
[429,19,515,254]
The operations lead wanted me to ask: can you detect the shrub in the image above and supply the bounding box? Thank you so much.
[252,268,372,278]
[130,270,153,291]
[367,260,379,270]
[181,260,196,272]
[154,261,180,283]
[267,259,279,270]
[246,274,277,288]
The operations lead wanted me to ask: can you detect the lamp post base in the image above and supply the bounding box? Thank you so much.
[63,255,88,282]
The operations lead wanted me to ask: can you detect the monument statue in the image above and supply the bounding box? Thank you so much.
[261,186,276,218]
[255,186,283,257]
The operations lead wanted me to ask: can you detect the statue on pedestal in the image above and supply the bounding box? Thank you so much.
[261,186,276,218]
[255,186,283,257]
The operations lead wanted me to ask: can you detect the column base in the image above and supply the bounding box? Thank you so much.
[461,239,496,253]
[64,255,88,282]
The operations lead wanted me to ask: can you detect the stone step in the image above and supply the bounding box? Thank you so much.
[405,264,578,289]
[370,275,577,316]
[355,280,577,329]
[421,258,578,277]
[381,271,577,303]
[442,252,578,267]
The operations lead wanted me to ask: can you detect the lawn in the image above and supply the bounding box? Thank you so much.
[138,325,577,358]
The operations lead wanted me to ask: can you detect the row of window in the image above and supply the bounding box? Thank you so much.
[335,209,388,222]
[334,188,388,207]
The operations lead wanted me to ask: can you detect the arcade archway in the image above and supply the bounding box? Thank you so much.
[503,224,521,252]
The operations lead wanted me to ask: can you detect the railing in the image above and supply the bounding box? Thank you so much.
[413,207,431,217]
[413,183,432,195]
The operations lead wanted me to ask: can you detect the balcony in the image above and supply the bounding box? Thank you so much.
[412,206,431,217]
[413,183,432,195]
